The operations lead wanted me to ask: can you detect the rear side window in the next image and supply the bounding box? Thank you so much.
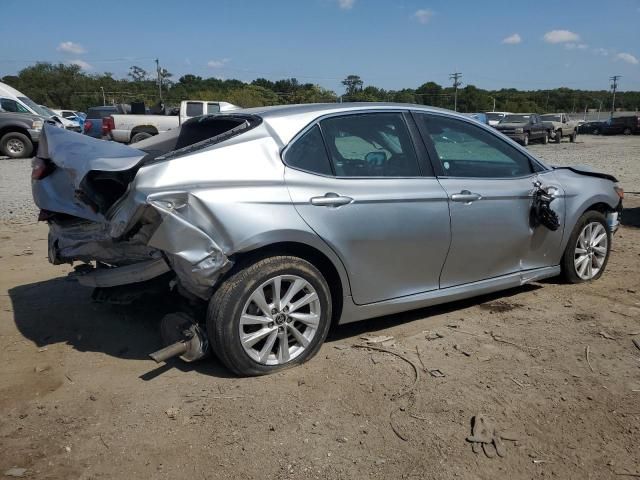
[207,103,221,114]
[186,102,203,117]
[285,125,333,176]
[320,113,420,177]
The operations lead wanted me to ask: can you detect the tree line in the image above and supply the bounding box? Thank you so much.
[2,63,638,114]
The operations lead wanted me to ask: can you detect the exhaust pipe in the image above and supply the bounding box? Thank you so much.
[149,341,188,363]
[149,312,209,363]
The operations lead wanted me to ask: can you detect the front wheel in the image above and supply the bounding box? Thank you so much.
[623,127,632,135]
[0,132,33,158]
[555,131,562,143]
[570,131,577,143]
[561,211,611,283]
[541,132,549,144]
[207,256,332,376]
[522,133,529,146]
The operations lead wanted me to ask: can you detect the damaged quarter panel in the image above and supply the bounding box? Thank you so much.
[114,122,350,299]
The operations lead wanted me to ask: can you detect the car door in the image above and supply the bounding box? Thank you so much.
[414,112,564,289]
[284,111,451,305]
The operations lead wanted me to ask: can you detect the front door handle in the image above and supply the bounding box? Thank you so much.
[310,193,353,207]
[450,190,482,203]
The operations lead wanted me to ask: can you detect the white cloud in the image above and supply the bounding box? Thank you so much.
[68,59,92,70]
[207,58,230,68]
[502,33,522,45]
[57,41,86,54]
[337,0,355,9]
[543,30,580,44]
[413,9,434,24]
[593,47,609,56]
[615,52,639,65]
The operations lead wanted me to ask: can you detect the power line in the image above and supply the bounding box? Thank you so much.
[610,75,621,113]
[449,72,462,111]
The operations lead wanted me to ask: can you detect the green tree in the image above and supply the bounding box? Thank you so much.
[128,65,148,82]
[342,75,364,98]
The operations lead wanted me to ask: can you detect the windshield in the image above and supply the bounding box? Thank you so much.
[541,114,561,122]
[501,115,530,123]
[486,113,504,121]
[17,96,51,117]
[38,105,58,117]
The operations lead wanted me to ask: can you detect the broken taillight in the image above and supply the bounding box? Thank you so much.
[31,157,55,180]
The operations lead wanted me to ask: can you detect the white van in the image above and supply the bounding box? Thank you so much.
[0,81,60,120]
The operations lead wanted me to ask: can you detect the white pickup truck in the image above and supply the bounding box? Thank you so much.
[105,100,240,144]
[539,113,579,143]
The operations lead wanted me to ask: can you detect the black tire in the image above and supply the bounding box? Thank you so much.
[541,132,548,144]
[207,255,332,376]
[570,131,577,143]
[561,210,611,284]
[555,130,562,143]
[623,127,632,135]
[0,132,33,159]
[593,128,600,135]
[130,131,153,143]
[522,133,529,146]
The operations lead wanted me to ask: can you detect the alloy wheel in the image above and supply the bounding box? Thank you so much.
[574,222,608,280]
[239,275,321,365]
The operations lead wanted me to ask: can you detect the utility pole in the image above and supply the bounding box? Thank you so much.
[100,86,106,105]
[610,75,621,114]
[156,58,163,102]
[449,72,462,111]
[490,96,496,111]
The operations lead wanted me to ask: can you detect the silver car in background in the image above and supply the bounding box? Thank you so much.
[31,103,624,376]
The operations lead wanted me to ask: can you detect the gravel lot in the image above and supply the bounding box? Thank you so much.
[1,134,639,480]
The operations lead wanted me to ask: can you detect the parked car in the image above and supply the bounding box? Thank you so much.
[601,115,640,135]
[578,120,606,135]
[495,113,551,145]
[52,109,86,131]
[0,111,46,158]
[104,100,240,144]
[540,113,579,143]
[485,111,512,126]
[39,105,81,132]
[0,82,66,126]
[83,105,120,138]
[464,113,489,124]
[31,103,623,376]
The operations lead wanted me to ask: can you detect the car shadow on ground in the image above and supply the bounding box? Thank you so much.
[9,275,541,378]
[622,206,640,228]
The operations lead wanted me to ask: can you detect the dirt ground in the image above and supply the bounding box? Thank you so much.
[1,136,639,479]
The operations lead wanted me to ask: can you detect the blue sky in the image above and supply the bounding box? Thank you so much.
[1,0,639,92]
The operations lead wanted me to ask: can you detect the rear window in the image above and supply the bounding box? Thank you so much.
[87,107,116,119]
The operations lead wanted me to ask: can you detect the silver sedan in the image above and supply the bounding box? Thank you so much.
[32,103,624,375]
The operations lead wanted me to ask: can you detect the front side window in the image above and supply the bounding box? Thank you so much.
[1,98,29,113]
[320,113,420,177]
[207,103,221,114]
[186,102,203,117]
[284,125,333,176]
[417,114,534,178]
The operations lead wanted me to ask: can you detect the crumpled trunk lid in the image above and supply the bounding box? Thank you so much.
[33,124,148,220]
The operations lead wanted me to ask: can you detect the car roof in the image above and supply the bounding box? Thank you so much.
[232,102,459,145]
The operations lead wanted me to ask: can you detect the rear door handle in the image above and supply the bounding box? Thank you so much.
[450,190,482,203]
[310,193,353,207]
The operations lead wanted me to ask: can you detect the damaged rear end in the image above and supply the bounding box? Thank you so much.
[32,114,262,303]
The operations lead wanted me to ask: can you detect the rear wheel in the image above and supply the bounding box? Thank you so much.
[130,131,154,143]
[207,256,332,376]
[593,128,600,135]
[0,132,33,159]
[570,131,577,143]
[623,127,632,135]
[561,211,610,283]
[555,130,562,143]
[541,132,549,144]
[522,133,529,146]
